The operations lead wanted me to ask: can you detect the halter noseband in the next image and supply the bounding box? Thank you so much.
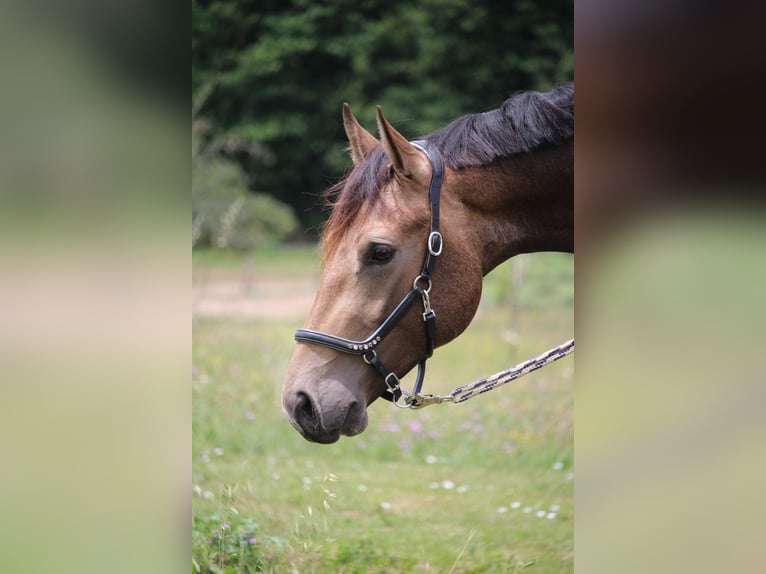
[294,140,444,407]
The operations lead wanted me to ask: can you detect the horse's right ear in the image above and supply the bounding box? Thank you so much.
[343,103,378,166]
[376,106,431,186]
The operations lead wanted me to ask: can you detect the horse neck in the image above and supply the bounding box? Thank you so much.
[448,141,573,276]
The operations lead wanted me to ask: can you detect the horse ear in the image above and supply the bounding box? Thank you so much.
[376,106,430,184]
[343,103,378,166]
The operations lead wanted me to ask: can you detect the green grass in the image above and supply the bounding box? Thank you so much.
[193,248,573,573]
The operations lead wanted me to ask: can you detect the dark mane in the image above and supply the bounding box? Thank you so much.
[322,83,574,261]
[428,82,573,168]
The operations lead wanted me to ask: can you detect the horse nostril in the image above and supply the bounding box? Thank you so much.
[288,390,342,444]
[294,392,318,430]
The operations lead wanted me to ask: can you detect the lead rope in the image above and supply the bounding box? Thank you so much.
[392,338,574,409]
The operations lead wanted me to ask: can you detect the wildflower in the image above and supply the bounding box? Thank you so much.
[550,504,560,512]
[357,485,367,492]
[213,447,224,456]
[457,485,468,493]
[441,480,455,490]
[245,411,255,421]
[552,461,564,470]
[380,501,392,510]
[408,421,423,433]
[511,501,521,509]
[221,522,230,530]
[425,455,437,464]
[497,506,508,513]
[248,538,258,544]
[536,510,546,518]
[546,512,557,520]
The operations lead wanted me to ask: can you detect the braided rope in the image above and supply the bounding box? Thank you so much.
[450,338,574,403]
[404,338,574,408]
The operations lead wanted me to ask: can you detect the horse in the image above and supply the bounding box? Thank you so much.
[283,83,573,443]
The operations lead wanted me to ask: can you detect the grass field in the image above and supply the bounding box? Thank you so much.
[193,246,573,573]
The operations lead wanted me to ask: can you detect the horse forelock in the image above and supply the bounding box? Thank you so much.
[321,146,390,266]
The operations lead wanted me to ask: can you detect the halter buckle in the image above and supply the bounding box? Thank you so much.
[428,231,443,256]
[384,372,401,394]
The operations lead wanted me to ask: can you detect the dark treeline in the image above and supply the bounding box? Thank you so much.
[193,0,572,240]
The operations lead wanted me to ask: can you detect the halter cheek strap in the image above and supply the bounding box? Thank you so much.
[294,140,444,406]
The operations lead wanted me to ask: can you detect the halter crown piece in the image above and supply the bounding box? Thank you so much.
[294,140,443,408]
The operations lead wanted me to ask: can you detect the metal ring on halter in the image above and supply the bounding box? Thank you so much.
[428,231,443,256]
[392,389,416,409]
[413,274,432,293]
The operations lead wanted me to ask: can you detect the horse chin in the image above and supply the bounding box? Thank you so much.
[339,404,368,438]
[296,406,367,444]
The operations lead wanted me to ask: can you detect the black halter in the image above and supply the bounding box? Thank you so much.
[294,140,444,405]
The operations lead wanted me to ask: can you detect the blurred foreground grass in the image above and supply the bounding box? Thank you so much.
[193,247,573,573]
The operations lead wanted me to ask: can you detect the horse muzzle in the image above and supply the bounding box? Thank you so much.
[282,360,371,443]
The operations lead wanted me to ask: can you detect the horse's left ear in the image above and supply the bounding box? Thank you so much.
[376,106,431,185]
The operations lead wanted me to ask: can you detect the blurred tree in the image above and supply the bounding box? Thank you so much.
[192,0,572,235]
[192,97,298,251]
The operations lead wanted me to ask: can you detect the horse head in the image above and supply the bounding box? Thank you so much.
[282,105,484,443]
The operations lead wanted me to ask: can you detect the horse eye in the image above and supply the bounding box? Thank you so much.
[368,244,395,264]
